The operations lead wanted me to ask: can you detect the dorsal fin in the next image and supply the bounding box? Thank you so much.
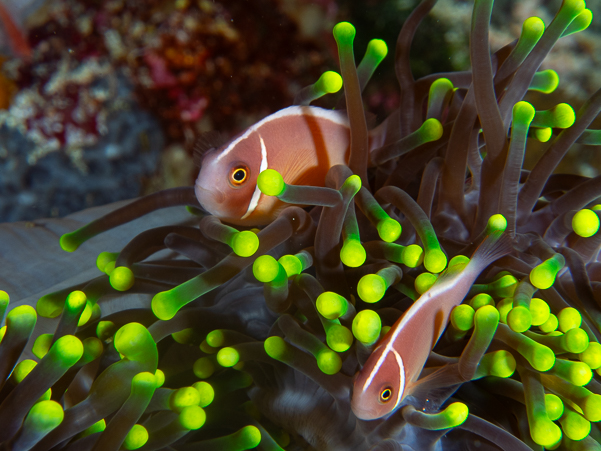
[193,131,228,167]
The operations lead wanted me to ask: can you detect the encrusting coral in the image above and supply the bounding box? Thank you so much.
[1,0,601,449]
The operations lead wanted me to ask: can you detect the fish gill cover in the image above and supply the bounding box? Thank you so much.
[0,0,600,450]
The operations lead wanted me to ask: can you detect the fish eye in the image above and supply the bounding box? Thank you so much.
[380,387,393,403]
[229,165,249,187]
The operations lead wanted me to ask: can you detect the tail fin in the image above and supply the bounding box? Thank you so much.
[469,231,513,273]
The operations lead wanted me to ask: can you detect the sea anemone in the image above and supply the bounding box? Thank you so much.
[1,0,601,449]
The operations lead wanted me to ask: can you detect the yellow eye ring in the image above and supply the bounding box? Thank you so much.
[230,165,249,186]
[380,387,393,403]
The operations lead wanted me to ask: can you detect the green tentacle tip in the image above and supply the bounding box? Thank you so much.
[316,348,342,374]
[367,38,388,61]
[123,424,148,450]
[66,290,87,310]
[552,103,576,128]
[96,252,118,273]
[340,238,366,267]
[193,357,215,379]
[420,118,443,142]
[487,214,508,233]
[110,266,135,291]
[507,306,532,333]
[352,309,381,345]
[563,8,593,36]
[114,322,156,364]
[333,22,356,45]
[530,70,559,94]
[32,334,53,359]
[151,290,180,321]
[512,101,535,124]
[206,329,226,348]
[52,335,84,366]
[572,209,600,237]
[357,274,387,303]
[579,342,601,369]
[7,304,37,328]
[343,174,362,193]
[377,217,401,243]
[264,336,291,361]
[562,327,589,353]
[317,71,343,94]
[216,347,240,367]
[179,405,206,430]
[316,292,348,320]
[326,324,353,352]
[424,402,469,429]
[169,386,201,413]
[539,313,559,333]
[192,381,214,407]
[534,127,553,142]
[558,307,582,332]
[529,297,550,326]
[402,244,423,268]
[531,414,562,447]
[253,255,279,283]
[257,169,285,196]
[478,350,516,378]
[415,272,438,294]
[59,232,80,252]
[231,230,259,257]
[469,293,494,310]
[529,254,565,289]
[24,400,64,435]
[522,16,545,39]
[424,248,447,274]
[278,255,303,277]
[230,425,262,449]
[545,393,564,421]
[560,407,590,441]
[450,305,475,332]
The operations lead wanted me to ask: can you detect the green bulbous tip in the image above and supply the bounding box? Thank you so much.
[232,425,262,449]
[216,347,240,367]
[507,306,532,333]
[253,255,279,283]
[530,69,559,94]
[530,260,561,290]
[257,169,285,196]
[151,290,180,321]
[357,274,387,303]
[563,327,589,353]
[545,393,564,421]
[469,293,494,310]
[424,248,447,273]
[316,292,348,320]
[431,77,454,94]
[561,407,590,441]
[352,309,381,345]
[318,71,343,94]
[172,328,194,344]
[179,405,206,430]
[523,16,545,40]
[531,416,562,447]
[264,336,291,361]
[448,255,469,270]
[534,127,553,142]
[278,255,302,277]
[192,381,214,407]
[59,232,79,252]
[486,350,516,378]
[114,322,156,364]
[169,386,201,413]
[206,329,225,348]
[52,335,84,366]
[558,307,582,332]
[97,320,116,341]
[193,357,215,379]
[340,238,366,268]
[377,217,401,243]
[316,348,342,375]
[580,342,601,369]
[530,343,556,372]
[343,174,362,193]
[402,244,424,268]
[513,101,536,125]
[420,118,443,142]
[96,252,118,273]
[442,402,469,428]
[110,266,135,291]
[132,371,157,389]
[32,334,53,359]
[367,38,388,61]
[13,359,36,383]
[155,369,165,387]
[7,304,37,328]
[552,103,576,128]
[450,305,475,331]
[232,230,259,257]
[24,400,64,434]
[415,272,438,294]
[333,22,356,45]
[540,313,559,333]
[529,297,550,326]
[563,8,593,36]
[326,324,353,352]
[582,394,601,422]
[572,209,600,237]
[123,424,148,450]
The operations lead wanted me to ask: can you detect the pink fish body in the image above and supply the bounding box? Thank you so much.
[351,233,512,420]
[195,105,382,226]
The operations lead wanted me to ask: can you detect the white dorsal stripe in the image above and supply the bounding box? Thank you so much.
[214,106,350,165]
[241,134,268,220]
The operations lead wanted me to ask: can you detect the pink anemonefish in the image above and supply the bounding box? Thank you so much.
[351,232,513,420]
[194,105,388,226]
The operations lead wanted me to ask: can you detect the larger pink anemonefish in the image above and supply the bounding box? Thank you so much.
[194,105,386,226]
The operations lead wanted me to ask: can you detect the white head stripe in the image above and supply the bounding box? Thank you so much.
[240,134,268,220]
[214,106,349,165]
[391,348,405,410]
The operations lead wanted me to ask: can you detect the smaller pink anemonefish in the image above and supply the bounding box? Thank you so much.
[194,105,387,226]
[351,232,513,420]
